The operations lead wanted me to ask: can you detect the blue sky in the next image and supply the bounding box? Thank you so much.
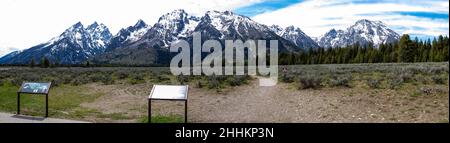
[235,0,303,17]
[237,0,449,40]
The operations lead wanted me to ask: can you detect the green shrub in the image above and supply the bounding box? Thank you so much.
[227,75,249,86]
[329,74,352,87]
[196,81,204,88]
[156,75,170,82]
[413,74,428,84]
[114,71,129,79]
[431,76,446,84]
[9,78,23,86]
[61,75,73,84]
[100,75,114,85]
[128,75,145,85]
[297,75,323,89]
[399,71,413,83]
[280,73,295,83]
[50,79,62,87]
[88,73,105,82]
[22,73,42,82]
[367,78,381,89]
[389,77,403,89]
[207,75,220,89]
[176,75,189,84]
[0,79,4,86]
[71,77,89,86]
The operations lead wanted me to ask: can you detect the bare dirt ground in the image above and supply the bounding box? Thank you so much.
[79,77,448,123]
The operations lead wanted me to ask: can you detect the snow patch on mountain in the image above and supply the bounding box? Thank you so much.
[269,25,319,48]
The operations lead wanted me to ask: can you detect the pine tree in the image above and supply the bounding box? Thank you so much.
[41,57,50,68]
[85,61,91,67]
[398,34,415,62]
[29,58,35,68]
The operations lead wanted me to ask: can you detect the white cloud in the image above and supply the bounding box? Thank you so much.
[252,0,449,38]
[0,0,263,56]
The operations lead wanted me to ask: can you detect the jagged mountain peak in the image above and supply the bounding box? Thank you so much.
[354,19,383,26]
[87,21,99,29]
[204,10,252,22]
[86,22,109,32]
[105,19,151,51]
[285,25,296,31]
[64,22,85,34]
[159,9,190,22]
[268,25,319,48]
[137,9,200,47]
[72,21,84,28]
[134,19,147,28]
[269,25,284,35]
[199,10,269,39]
[316,19,400,48]
[155,9,197,31]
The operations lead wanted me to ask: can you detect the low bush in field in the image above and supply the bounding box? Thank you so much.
[280,73,295,83]
[398,71,413,83]
[155,74,171,82]
[329,74,352,87]
[0,79,4,86]
[366,78,381,89]
[114,71,129,79]
[100,75,114,85]
[9,78,23,86]
[413,74,428,84]
[207,75,220,89]
[128,74,145,85]
[71,77,89,86]
[388,77,404,89]
[226,75,250,86]
[176,75,190,84]
[196,81,204,88]
[431,76,447,84]
[297,75,323,89]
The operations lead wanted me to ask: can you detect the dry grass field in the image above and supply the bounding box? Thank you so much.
[0,62,448,123]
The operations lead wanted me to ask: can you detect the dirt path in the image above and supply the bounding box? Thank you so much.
[79,78,448,123]
[188,77,448,123]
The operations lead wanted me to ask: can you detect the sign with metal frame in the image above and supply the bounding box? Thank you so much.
[148,85,189,123]
[17,82,52,117]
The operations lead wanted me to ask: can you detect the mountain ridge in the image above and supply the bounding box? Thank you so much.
[1,22,113,65]
[0,11,402,65]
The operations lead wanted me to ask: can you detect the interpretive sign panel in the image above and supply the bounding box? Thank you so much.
[148,85,189,123]
[17,82,52,117]
[19,82,51,94]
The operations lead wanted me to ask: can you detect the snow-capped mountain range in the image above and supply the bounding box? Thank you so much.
[1,22,112,64]
[93,10,300,65]
[0,9,400,65]
[315,19,400,48]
